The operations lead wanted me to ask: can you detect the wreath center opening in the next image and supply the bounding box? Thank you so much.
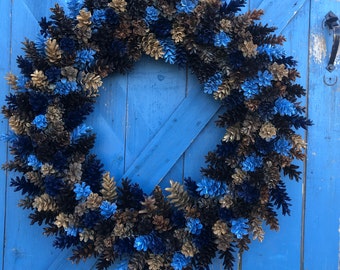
[87,56,221,193]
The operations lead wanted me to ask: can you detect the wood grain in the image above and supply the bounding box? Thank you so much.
[304,1,340,269]
[0,0,12,268]
[123,62,220,193]
[241,1,310,269]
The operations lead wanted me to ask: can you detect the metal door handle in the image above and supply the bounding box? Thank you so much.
[325,11,340,72]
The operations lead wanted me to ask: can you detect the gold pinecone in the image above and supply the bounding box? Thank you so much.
[94,235,106,254]
[158,0,176,18]
[85,193,103,210]
[152,215,172,232]
[173,228,190,242]
[81,72,103,97]
[232,14,253,33]
[101,172,118,202]
[139,196,157,214]
[31,70,48,89]
[263,165,280,189]
[165,180,192,210]
[46,104,63,124]
[214,80,232,100]
[54,212,69,228]
[113,222,134,237]
[74,203,87,217]
[79,228,95,242]
[131,19,148,36]
[231,168,248,185]
[181,241,197,257]
[5,73,19,90]
[77,9,92,27]
[45,39,62,63]
[220,19,232,32]
[223,125,241,142]
[212,220,228,236]
[238,40,258,58]
[66,162,82,184]
[40,163,56,176]
[244,99,260,112]
[215,233,234,251]
[291,134,307,150]
[259,122,277,140]
[171,26,186,43]
[25,171,43,187]
[269,62,289,81]
[146,254,165,270]
[249,216,265,242]
[8,115,29,135]
[108,0,127,13]
[219,194,233,209]
[75,9,92,44]
[142,33,164,60]
[32,193,57,212]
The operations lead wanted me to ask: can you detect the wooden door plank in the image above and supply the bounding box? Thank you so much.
[3,1,95,269]
[123,80,220,193]
[124,57,187,172]
[161,71,224,187]
[159,65,223,193]
[183,110,230,270]
[304,1,340,269]
[0,0,12,269]
[47,249,97,270]
[240,1,310,269]
[21,0,67,21]
[257,0,307,34]
[181,75,225,182]
[182,110,224,181]
[162,75,238,270]
[249,0,264,10]
[86,74,128,180]
[3,1,59,269]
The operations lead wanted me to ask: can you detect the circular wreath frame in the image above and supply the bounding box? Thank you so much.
[3,0,311,269]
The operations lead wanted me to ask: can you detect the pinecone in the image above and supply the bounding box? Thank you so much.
[32,193,57,212]
[108,0,127,13]
[45,39,62,63]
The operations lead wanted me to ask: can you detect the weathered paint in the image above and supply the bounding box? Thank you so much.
[256,0,308,33]
[304,2,340,270]
[310,34,327,64]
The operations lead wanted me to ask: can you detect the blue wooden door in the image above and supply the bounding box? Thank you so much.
[0,0,339,269]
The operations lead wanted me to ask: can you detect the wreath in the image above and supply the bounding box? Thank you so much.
[2,0,311,269]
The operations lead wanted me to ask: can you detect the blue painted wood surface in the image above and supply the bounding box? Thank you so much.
[242,1,310,270]
[0,0,339,269]
[0,0,11,266]
[304,1,340,270]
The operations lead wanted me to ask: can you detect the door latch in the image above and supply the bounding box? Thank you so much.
[324,11,340,72]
